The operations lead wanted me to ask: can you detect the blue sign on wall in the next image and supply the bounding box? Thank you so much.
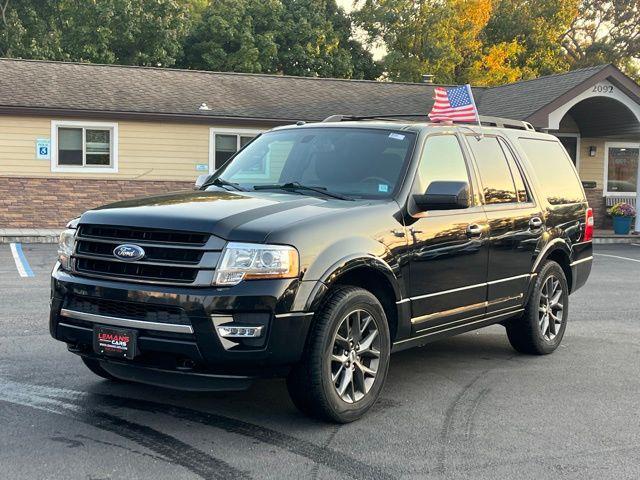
[36,139,51,160]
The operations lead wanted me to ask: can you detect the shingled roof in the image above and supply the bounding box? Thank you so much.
[477,65,609,119]
[0,58,633,128]
[0,58,441,123]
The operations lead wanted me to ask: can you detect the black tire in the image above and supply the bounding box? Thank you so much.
[506,260,569,355]
[286,286,391,423]
[81,357,119,381]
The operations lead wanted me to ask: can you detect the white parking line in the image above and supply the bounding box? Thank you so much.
[9,243,35,277]
[594,253,640,264]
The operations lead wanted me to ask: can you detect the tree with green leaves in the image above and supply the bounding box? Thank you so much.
[0,0,192,66]
[479,0,579,83]
[561,0,640,79]
[353,0,493,83]
[180,0,381,79]
[353,0,581,85]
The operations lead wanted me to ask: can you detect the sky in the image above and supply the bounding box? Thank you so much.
[335,0,387,60]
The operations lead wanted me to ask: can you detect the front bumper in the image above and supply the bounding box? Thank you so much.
[50,265,316,382]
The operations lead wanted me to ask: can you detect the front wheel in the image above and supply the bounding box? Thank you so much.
[506,260,569,355]
[286,286,391,423]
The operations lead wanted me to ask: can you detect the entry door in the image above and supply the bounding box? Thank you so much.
[466,135,544,313]
[407,134,490,334]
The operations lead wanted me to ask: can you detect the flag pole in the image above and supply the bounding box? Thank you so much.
[466,84,483,139]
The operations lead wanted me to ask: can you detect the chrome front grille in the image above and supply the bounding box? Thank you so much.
[73,224,224,285]
[65,294,191,325]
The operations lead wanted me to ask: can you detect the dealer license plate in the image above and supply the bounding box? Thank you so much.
[93,325,137,360]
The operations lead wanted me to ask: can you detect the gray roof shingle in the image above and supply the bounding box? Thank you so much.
[0,58,612,124]
[476,65,609,119]
[0,58,440,121]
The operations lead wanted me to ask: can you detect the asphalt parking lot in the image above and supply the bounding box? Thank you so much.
[0,243,639,479]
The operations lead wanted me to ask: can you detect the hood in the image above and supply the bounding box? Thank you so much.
[79,189,356,242]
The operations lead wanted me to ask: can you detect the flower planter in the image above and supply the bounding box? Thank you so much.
[612,216,633,235]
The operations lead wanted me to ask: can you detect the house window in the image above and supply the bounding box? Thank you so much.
[210,128,262,171]
[51,121,118,172]
[605,143,639,195]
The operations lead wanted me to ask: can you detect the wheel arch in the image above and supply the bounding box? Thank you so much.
[530,238,573,294]
[306,256,405,342]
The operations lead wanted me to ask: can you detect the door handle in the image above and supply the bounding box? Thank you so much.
[529,217,543,229]
[466,224,483,237]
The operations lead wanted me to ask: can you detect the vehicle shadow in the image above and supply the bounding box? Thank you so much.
[80,327,518,425]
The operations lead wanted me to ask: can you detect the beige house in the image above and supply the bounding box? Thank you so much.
[1,59,639,228]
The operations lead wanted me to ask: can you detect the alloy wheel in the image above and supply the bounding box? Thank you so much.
[330,309,381,403]
[539,275,564,341]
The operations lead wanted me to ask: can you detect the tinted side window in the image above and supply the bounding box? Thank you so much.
[498,138,529,202]
[518,138,585,205]
[417,135,469,193]
[467,136,517,204]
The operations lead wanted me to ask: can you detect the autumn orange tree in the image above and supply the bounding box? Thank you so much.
[354,0,492,83]
[354,0,582,85]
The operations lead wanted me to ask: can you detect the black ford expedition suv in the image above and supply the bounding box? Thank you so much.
[51,117,593,422]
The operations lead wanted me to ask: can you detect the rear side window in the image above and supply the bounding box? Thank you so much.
[467,136,517,204]
[518,138,585,205]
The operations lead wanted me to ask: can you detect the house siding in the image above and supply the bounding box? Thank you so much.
[578,138,605,188]
[0,115,267,181]
[0,114,268,228]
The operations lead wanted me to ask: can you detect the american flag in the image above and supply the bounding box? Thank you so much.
[428,84,479,123]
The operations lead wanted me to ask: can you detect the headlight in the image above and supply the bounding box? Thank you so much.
[57,228,77,270]
[213,242,299,286]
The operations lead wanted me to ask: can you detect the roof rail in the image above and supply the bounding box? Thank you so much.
[477,115,536,131]
[322,113,428,122]
[321,113,536,132]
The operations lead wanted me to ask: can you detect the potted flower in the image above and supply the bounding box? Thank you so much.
[609,202,636,235]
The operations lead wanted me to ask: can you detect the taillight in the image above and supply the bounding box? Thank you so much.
[583,207,594,242]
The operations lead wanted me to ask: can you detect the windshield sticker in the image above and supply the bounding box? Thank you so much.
[388,133,405,140]
[378,184,389,193]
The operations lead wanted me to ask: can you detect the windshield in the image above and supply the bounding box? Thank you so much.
[212,127,416,198]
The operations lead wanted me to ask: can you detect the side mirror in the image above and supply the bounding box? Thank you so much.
[194,174,211,190]
[413,181,470,211]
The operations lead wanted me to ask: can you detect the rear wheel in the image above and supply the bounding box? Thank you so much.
[286,286,391,423]
[506,260,569,355]
[81,357,119,381]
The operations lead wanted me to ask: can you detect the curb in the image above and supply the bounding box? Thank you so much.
[0,230,62,244]
[0,235,61,244]
[593,236,639,244]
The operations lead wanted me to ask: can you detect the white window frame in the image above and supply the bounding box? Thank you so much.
[604,141,639,197]
[554,133,581,172]
[208,127,264,174]
[51,120,118,173]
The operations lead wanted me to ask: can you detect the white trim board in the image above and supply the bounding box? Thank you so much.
[50,120,119,173]
[547,80,640,130]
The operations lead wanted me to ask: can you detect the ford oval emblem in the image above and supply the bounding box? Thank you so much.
[113,244,145,262]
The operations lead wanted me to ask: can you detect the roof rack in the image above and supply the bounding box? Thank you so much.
[321,114,536,132]
[476,116,535,131]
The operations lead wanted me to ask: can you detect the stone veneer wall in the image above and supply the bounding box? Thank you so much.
[1,177,193,228]
[0,176,612,230]
[584,186,610,229]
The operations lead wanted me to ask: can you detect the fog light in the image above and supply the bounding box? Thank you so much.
[217,325,263,338]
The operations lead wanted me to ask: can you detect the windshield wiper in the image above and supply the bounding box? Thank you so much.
[201,177,246,192]
[253,182,353,201]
